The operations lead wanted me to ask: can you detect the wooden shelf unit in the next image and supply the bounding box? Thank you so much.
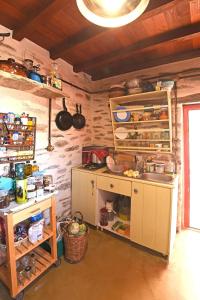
[0,112,36,164]
[0,195,57,299]
[109,90,172,153]
[0,70,67,99]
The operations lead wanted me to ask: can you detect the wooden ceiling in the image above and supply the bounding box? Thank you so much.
[0,0,199,80]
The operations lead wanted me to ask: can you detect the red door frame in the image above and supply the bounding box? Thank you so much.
[183,104,200,228]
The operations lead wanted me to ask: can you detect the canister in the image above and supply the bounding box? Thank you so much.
[146,162,155,173]
[16,178,27,203]
[155,163,165,174]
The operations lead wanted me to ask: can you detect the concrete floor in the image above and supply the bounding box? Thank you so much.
[0,228,200,300]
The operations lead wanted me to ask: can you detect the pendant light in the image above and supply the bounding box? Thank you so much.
[76,0,150,28]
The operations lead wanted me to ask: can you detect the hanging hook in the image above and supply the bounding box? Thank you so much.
[0,32,11,43]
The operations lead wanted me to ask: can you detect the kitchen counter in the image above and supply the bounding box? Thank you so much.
[73,165,177,188]
[0,191,58,216]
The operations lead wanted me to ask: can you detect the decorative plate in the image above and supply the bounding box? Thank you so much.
[114,106,131,122]
[115,127,128,140]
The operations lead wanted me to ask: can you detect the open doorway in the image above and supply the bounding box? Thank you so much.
[183,104,200,229]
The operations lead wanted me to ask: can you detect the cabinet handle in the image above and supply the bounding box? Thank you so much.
[30,209,41,215]
[133,189,138,194]
[110,184,114,188]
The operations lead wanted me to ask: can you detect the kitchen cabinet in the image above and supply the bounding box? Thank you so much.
[109,90,172,153]
[72,169,96,225]
[0,194,57,300]
[72,167,178,256]
[130,181,177,256]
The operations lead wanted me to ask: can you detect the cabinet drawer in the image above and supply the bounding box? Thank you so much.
[97,176,131,196]
[12,197,52,225]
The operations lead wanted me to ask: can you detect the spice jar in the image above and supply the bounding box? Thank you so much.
[159,109,168,120]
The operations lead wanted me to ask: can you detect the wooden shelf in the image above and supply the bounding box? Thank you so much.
[15,227,53,260]
[115,128,170,133]
[110,91,172,153]
[0,70,67,99]
[112,105,168,113]
[115,139,170,142]
[17,247,55,293]
[113,119,169,124]
[98,217,130,240]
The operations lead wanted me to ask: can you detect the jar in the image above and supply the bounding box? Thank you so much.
[0,190,10,209]
[43,175,52,187]
[7,112,15,124]
[27,184,36,200]
[12,131,19,143]
[155,163,165,174]
[24,161,32,177]
[159,109,168,120]
[100,207,108,226]
[146,162,155,173]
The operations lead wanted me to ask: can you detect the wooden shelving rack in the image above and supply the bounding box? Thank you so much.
[109,90,172,153]
[0,195,57,300]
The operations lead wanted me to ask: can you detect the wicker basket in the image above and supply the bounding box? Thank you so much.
[63,211,88,264]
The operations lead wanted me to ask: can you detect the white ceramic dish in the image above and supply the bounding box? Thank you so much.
[115,127,128,140]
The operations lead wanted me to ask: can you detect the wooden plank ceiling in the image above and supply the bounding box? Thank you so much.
[0,0,199,80]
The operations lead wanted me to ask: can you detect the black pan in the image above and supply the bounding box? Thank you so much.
[55,98,72,131]
[72,104,86,129]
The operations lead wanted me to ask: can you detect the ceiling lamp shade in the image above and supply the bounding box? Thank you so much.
[76,0,150,28]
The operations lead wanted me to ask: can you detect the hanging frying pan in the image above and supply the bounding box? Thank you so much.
[55,98,73,131]
[72,104,86,129]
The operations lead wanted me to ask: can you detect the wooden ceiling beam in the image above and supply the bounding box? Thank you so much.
[92,49,200,80]
[13,0,66,41]
[74,21,200,73]
[50,0,177,59]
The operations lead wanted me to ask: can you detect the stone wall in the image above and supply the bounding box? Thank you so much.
[0,25,93,217]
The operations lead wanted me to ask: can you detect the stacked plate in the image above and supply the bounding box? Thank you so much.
[113,106,131,122]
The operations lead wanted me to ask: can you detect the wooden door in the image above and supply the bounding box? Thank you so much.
[131,182,171,255]
[72,170,96,225]
[130,182,144,244]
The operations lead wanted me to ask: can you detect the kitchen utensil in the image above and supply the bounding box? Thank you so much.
[0,58,27,77]
[114,106,131,122]
[46,98,54,151]
[82,146,108,165]
[79,105,86,129]
[115,127,128,140]
[28,70,43,83]
[72,104,86,129]
[55,98,73,131]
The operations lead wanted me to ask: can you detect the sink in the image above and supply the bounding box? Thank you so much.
[139,173,173,183]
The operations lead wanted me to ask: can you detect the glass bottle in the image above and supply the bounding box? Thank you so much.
[24,161,32,177]
[32,161,39,173]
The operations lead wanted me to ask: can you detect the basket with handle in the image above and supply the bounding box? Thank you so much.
[63,211,89,263]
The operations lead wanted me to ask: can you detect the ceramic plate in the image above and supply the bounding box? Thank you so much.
[115,127,128,140]
[114,106,131,122]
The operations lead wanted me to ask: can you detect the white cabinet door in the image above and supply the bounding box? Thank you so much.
[131,182,172,255]
[72,170,96,225]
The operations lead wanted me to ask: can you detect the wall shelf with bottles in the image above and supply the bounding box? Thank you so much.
[109,90,172,153]
[0,70,67,99]
[0,112,36,164]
